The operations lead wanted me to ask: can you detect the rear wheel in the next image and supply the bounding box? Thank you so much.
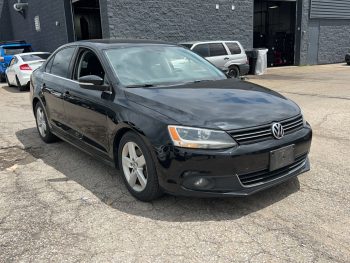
[5,74,14,87]
[35,102,58,143]
[16,76,26,91]
[228,66,240,79]
[118,132,162,201]
[347,62,350,65]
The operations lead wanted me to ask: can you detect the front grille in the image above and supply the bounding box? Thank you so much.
[238,154,307,186]
[229,115,304,145]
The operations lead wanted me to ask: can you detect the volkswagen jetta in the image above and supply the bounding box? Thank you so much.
[30,40,312,201]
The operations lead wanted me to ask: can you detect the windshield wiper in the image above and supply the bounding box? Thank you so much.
[126,84,155,88]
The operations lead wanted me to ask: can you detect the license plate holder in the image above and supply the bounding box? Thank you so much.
[270,145,295,171]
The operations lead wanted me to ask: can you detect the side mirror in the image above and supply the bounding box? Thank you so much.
[0,57,4,63]
[78,75,106,91]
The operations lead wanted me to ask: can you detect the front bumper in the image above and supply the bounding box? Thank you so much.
[153,125,312,197]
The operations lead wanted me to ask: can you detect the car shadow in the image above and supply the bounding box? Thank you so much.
[15,127,301,222]
[1,84,28,93]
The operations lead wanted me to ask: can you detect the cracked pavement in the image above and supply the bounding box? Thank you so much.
[0,63,349,262]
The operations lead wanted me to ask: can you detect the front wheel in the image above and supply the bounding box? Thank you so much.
[118,132,162,201]
[35,102,58,143]
[5,74,14,87]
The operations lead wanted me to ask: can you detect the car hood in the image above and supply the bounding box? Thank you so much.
[125,79,301,130]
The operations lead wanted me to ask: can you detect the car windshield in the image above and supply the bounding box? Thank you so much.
[104,46,226,87]
[21,53,51,62]
[3,46,32,55]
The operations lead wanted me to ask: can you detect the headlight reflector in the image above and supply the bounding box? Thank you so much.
[168,126,237,149]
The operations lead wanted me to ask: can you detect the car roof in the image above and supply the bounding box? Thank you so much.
[66,39,177,49]
[179,40,241,45]
[17,52,51,56]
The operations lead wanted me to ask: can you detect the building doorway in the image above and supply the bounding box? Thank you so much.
[254,0,297,67]
[71,0,102,40]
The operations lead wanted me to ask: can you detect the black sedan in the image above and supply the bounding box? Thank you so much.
[30,40,312,201]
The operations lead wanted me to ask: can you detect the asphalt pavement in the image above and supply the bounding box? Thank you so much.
[0,63,349,262]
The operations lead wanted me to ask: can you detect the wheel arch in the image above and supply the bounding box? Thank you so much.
[112,124,148,170]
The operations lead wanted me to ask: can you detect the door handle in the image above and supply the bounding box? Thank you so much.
[224,57,230,60]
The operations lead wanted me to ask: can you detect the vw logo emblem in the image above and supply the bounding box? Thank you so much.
[272,123,284,139]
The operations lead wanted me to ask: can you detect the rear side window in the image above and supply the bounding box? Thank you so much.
[21,53,51,62]
[208,43,227,57]
[225,42,242,55]
[192,44,210,57]
[180,44,193,49]
[50,47,75,78]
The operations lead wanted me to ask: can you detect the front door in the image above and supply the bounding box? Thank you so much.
[62,48,111,153]
[206,43,230,70]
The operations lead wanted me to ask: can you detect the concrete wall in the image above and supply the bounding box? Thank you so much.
[300,0,350,65]
[0,0,13,40]
[105,0,254,49]
[6,0,70,52]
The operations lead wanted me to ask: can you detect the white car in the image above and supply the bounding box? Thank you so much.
[5,52,51,91]
[179,41,249,78]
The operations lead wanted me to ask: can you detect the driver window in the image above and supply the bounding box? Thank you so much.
[75,50,105,82]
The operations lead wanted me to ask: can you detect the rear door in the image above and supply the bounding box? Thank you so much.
[224,42,246,64]
[62,47,111,154]
[206,43,230,70]
[42,47,76,129]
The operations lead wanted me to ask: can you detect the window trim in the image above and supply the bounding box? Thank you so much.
[191,43,210,57]
[224,42,242,55]
[44,46,77,77]
[208,42,228,57]
[72,46,112,91]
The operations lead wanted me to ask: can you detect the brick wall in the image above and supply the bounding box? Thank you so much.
[300,0,350,65]
[105,0,254,49]
[0,0,13,40]
[318,20,350,64]
[7,0,69,52]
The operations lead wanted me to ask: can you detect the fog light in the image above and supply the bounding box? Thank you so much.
[193,177,210,188]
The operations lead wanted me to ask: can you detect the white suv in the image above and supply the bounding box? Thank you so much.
[179,41,249,78]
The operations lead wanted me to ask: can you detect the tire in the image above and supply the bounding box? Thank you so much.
[16,75,26,91]
[34,102,58,143]
[118,131,162,201]
[347,62,350,66]
[228,66,240,79]
[0,74,5,83]
[5,74,14,87]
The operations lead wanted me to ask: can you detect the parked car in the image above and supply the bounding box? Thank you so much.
[0,40,33,82]
[179,41,250,78]
[6,52,51,91]
[345,53,350,65]
[30,40,312,201]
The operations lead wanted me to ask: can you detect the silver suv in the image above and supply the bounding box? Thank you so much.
[179,41,249,78]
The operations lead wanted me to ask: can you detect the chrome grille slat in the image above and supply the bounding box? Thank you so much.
[229,115,303,145]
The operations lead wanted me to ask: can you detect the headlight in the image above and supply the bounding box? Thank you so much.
[168,125,237,149]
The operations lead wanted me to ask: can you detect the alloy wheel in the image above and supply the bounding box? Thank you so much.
[36,107,47,137]
[121,142,148,192]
